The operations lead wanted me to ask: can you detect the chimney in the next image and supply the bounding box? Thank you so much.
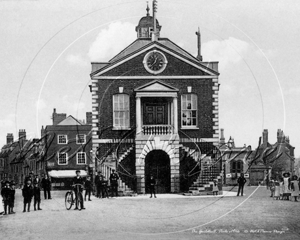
[6,133,14,144]
[277,129,284,143]
[86,112,92,125]
[262,129,268,147]
[19,129,26,141]
[52,108,67,125]
[220,128,225,144]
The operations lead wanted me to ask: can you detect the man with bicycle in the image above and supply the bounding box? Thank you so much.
[73,170,85,210]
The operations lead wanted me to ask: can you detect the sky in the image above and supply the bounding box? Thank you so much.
[0,0,299,156]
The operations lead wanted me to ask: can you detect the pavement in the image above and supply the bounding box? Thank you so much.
[0,185,299,240]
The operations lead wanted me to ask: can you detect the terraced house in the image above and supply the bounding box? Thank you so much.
[90,3,222,194]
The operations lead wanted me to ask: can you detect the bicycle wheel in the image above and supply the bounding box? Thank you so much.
[77,192,83,210]
[65,191,73,210]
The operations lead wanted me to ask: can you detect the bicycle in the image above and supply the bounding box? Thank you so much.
[65,184,84,210]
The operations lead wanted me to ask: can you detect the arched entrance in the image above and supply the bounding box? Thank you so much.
[145,150,171,193]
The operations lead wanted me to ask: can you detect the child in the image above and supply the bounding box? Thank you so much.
[84,176,92,201]
[9,182,16,214]
[212,179,219,196]
[33,182,42,211]
[273,180,280,200]
[22,179,33,212]
[1,181,11,215]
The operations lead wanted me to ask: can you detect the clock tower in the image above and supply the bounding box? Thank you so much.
[90,1,221,195]
[135,2,161,39]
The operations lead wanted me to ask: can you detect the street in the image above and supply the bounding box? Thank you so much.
[0,186,299,240]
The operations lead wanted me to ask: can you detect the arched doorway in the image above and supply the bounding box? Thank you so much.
[145,150,171,193]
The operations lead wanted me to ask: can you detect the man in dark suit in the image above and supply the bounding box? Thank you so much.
[1,181,11,215]
[149,175,157,198]
[84,176,92,201]
[41,174,52,199]
[237,173,247,196]
[109,169,119,197]
[73,170,85,210]
[22,179,34,212]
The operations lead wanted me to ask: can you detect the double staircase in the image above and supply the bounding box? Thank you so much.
[181,144,223,195]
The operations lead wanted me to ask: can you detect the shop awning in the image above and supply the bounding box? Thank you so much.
[48,170,87,178]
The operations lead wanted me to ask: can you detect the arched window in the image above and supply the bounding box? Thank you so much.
[181,94,197,127]
[113,94,130,129]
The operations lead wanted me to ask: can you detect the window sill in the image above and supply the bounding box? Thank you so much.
[112,127,131,131]
[181,127,199,130]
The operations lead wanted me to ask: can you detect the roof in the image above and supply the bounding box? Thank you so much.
[57,115,82,126]
[109,38,199,63]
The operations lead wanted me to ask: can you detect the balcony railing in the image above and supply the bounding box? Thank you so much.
[142,125,173,135]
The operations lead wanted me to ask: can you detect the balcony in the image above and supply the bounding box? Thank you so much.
[142,125,173,135]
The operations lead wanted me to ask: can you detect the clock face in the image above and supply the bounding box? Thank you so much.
[143,50,167,74]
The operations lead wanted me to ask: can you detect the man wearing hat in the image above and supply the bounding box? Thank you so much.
[9,181,16,214]
[22,179,34,212]
[41,174,52,200]
[24,171,34,186]
[1,181,11,215]
[109,169,119,197]
[72,170,85,210]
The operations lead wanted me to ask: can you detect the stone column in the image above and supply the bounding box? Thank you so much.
[136,97,142,135]
[173,96,178,134]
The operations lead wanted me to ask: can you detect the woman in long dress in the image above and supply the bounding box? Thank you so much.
[279,178,284,200]
[283,173,291,200]
[291,176,300,202]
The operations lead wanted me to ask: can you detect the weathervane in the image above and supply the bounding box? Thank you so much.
[152,0,158,41]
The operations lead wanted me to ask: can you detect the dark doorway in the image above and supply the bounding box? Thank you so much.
[145,150,171,193]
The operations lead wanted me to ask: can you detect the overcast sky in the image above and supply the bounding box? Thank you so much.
[0,0,299,156]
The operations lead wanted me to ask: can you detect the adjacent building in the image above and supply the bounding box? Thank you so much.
[249,129,295,185]
[42,109,92,188]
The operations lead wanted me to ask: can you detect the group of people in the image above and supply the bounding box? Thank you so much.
[269,173,300,202]
[0,172,52,215]
[94,169,119,199]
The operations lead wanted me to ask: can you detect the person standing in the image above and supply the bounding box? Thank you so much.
[212,179,219,196]
[279,178,284,200]
[282,172,291,200]
[149,175,157,198]
[100,175,109,198]
[9,182,16,214]
[41,174,52,200]
[22,179,34,212]
[94,171,101,198]
[33,182,42,211]
[1,181,11,215]
[109,169,119,197]
[237,173,247,196]
[274,179,280,200]
[269,178,275,197]
[290,175,300,202]
[84,176,92,201]
[72,170,85,210]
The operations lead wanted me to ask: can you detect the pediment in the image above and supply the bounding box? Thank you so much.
[91,40,219,78]
[135,80,179,92]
